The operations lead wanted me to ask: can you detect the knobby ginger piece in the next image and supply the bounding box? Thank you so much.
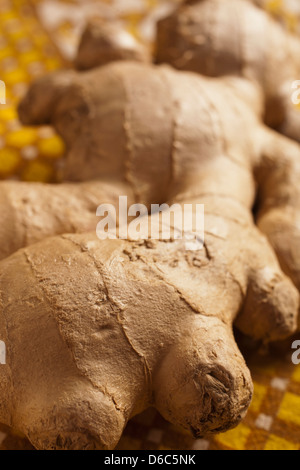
[16,62,300,298]
[76,20,150,70]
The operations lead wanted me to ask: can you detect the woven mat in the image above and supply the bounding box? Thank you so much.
[0,0,300,451]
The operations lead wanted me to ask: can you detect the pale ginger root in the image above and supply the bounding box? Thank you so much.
[156,0,300,142]
[18,62,264,194]
[0,61,299,449]
[10,60,249,259]
[0,197,298,449]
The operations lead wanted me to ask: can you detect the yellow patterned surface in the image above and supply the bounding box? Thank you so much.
[264,0,300,32]
[0,0,66,182]
[0,0,300,451]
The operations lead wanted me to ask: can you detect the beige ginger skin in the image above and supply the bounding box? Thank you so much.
[0,180,135,261]
[0,61,299,449]
[0,219,296,450]
[156,0,300,142]
[0,6,299,449]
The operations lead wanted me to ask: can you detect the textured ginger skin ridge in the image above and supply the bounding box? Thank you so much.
[0,59,299,448]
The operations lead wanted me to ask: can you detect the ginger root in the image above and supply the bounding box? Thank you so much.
[156,0,300,142]
[0,202,297,449]
[6,58,177,259]
[0,61,298,449]
[17,60,300,299]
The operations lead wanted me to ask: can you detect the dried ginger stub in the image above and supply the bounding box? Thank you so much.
[156,0,300,142]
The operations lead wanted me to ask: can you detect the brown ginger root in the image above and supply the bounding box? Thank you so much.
[0,199,298,450]
[254,131,300,300]
[156,0,300,142]
[75,20,150,70]
[11,1,300,293]
[0,61,299,449]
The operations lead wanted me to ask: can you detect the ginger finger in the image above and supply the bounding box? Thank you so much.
[18,70,76,126]
[255,129,300,296]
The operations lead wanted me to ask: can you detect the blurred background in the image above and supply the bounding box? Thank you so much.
[0,0,300,451]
